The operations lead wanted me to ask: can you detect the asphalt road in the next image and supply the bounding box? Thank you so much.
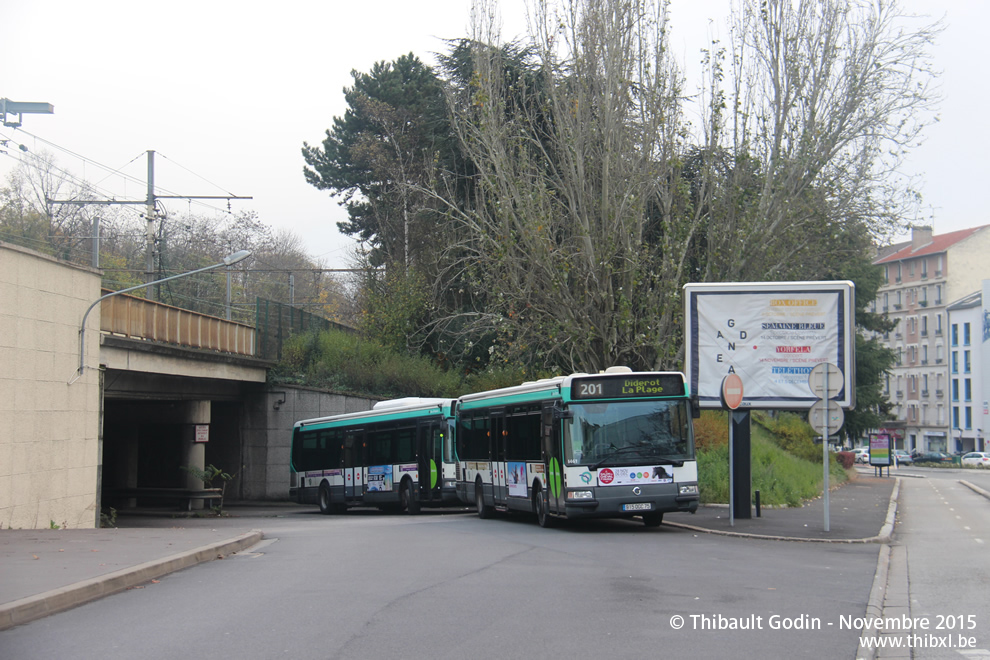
[0,509,881,659]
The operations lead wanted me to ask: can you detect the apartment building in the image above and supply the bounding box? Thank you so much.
[872,225,990,453]
[945,290,988,453]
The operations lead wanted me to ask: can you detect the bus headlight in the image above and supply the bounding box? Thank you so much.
[679,485,698,495]
[567,490,594,500]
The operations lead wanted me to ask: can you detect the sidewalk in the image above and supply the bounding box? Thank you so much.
[666,472,898,543]
[0,503,305,630]
[1,475,899,631]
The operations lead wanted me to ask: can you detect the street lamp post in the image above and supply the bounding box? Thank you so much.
[72,250,251,383]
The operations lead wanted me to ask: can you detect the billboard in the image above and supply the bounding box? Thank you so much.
[683,281,856,410]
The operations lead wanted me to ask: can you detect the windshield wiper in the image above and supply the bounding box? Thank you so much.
[589,445,684,471]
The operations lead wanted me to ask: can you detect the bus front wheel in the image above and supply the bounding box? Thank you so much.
[318,482,333,515]
[642,512,663,527]
[534,487,555,528]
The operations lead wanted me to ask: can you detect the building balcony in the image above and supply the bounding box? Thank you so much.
[935,389,944,398]
[920,300,928,307]
[921,389,929,398]
[896,390,904,398]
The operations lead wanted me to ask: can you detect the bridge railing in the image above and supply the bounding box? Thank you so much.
[100,289,256,358]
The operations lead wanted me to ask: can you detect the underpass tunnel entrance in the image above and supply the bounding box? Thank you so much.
[102,400,235,511]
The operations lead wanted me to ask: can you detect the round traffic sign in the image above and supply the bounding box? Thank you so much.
[808,363,843,399]
[720,374,744,410]
[808,399,844,435]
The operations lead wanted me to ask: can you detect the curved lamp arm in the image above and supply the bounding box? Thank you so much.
[72,250,251,383]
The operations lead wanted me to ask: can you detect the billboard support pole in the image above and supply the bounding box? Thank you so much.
[731,411,752,520]
[823,368,831,533]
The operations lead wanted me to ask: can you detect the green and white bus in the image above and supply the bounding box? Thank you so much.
[290,398,459,514]
[456,368,699,527]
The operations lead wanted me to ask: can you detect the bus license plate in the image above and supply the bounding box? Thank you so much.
[623,503,651,511]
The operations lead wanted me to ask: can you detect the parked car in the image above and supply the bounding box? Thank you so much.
[961,452,990,468]
[912,451,952,465]
[893,450,913,465]
[852,448,870,464]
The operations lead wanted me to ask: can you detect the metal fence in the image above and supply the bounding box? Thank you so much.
[254,298,353,360]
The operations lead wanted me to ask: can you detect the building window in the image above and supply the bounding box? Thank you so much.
[951,324,958,346]
[952,351,958,374]
[952,379,959,402]
[964,322,971,346]
[964,379,972,402]
[953,406,959,429]
[964,350,971,373]
[965,407,972,430]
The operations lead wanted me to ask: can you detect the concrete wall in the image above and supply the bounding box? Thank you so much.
[239,386,379,500]
[0,243,102,529]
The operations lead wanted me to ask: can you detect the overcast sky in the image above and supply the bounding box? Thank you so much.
[1,1,985,266]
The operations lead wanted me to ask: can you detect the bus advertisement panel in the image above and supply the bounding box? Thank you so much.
[456,368,699,528]
[290,398,459,514]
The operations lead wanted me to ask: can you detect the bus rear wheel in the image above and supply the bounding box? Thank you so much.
[401,479,420,514]
[318,482,333,515]
[642,512,663,527]
[476,480,492,519]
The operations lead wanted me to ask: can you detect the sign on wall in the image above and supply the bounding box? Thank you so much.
[683,281,856,410]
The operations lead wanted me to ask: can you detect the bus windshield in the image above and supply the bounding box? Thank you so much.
[563,400,694,467]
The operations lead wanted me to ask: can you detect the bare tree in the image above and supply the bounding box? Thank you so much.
[427,0,939,373]
[435,0,689,372]
[695,0,941,282]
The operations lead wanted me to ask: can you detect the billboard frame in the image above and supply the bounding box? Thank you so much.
[683,281,856,410]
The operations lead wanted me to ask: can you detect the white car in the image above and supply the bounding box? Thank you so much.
[961,452,990,468]
[852,448,870,464]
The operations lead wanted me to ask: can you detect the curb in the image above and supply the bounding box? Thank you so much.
[856,544,892,660]
[664,478,901,544]
[0,530,264,631]
[960,479,990,501]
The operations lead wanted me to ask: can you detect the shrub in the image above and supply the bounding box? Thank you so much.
[835,451,855,469]
[693,410,728,451]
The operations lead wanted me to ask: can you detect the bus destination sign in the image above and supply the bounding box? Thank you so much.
[571,374,685,400]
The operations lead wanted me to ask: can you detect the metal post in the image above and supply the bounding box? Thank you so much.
[823,367,831,532]
[91,216,100,269]
[226,268,232,321]
[146,150,156,299]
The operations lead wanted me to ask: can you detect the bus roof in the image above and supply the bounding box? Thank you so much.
[294,397,456,430]
[457,370,688,409]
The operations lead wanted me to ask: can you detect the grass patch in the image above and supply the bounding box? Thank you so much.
[696,411,848,507]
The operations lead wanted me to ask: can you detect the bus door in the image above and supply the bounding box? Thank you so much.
[491,410,507,504]
[542,404,564,514]
[418,420,442,502]
[343,430,363,499]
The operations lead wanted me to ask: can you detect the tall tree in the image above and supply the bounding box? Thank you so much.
[302,54,452,269]
[423,0,939,374]
[433,0,689,373]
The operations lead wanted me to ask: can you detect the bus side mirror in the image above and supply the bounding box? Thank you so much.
[691,399,701,419]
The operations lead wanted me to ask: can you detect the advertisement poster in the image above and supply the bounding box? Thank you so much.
[507,462,528,497]
[366,465,393,492]
[597,466,674,486]
[870,434,891,467]
[684,282,855,410]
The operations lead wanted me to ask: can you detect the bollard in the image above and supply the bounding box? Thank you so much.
[755,490,761,518]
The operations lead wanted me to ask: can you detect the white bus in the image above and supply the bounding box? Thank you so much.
[290,398,460,514]
[456,368,699,527]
